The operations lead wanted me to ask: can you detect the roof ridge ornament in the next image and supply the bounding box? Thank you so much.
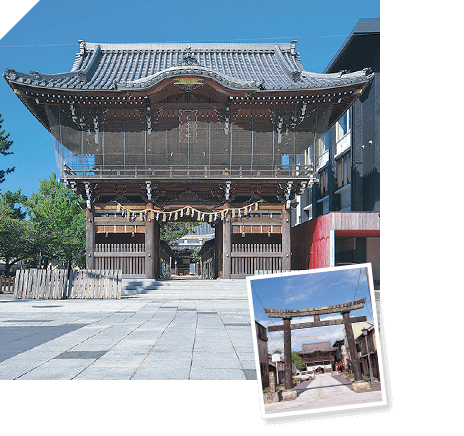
[78,40,86,56]
[178,45,201,67]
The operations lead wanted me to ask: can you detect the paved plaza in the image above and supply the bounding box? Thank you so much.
[0,279,257,380]
[264,372,384,415]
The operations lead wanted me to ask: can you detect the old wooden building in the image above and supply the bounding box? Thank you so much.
[4,40,372,278]
[297,340,337,373]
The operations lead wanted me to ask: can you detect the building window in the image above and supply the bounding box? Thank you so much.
[261,364,267,377]
[281,154,290,169]
[319,167,329,197]
[336,151,351,188]
[336,108,351,142]
[317,131,330,158]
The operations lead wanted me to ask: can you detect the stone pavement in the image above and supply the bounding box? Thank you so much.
[0,278,257,380]
[264,372,384,415]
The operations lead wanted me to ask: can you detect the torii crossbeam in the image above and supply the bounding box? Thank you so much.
[264,298,367,390]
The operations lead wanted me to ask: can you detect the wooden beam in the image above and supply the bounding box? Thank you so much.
[232,218,282,225]
[222,211,232,279]
[267,316,367,332]
[264,298,366,318]
[283,318,293,390]
[343,311,363,382]
[86,206,95,270]
[231,252,282,258]
[95,218,147,225]
[281,208,291,271]
[145,203,154,279]
[94,252,146,258]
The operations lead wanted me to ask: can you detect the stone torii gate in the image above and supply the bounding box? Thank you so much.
[264,297,368,394]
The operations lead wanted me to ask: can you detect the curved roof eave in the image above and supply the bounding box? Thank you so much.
[115,64,261,92]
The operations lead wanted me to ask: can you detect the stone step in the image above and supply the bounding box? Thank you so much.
[121,278,248,299]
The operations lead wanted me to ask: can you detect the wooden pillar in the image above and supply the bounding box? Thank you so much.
[145,204,154,279]
[282,207,291,271]
[222,208,231,279]
[342,311,363,382]
[215,223,223,278]
[86,206,95,270]
[154,219,160,278]
[283,317,293,389]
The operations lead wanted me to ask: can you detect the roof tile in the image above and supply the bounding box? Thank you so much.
[5,41,373,92]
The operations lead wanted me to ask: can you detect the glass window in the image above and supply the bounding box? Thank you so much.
[336,151,351,188]
[336,108,351,141]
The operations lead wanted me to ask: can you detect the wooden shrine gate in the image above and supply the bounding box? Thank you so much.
[87,200,292,279]
[6,39,373,283]
[265,298,367,391]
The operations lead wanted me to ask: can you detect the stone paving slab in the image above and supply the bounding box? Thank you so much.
[264,372,384,415]
[0,279,258,380]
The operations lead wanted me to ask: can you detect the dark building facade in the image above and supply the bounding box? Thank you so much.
[291,19,380,288]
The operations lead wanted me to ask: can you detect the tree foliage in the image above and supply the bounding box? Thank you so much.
[0,190,34,273]
[0,176,86,273]
[26,174,86,268]
[160,221,201,244]
[292,351,305,370]
[0,113,15,185]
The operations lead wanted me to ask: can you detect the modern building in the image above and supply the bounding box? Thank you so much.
[291,19,380,289]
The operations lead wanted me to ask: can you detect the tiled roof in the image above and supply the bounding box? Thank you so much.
[299,341,336,354]
[4,40,373,92]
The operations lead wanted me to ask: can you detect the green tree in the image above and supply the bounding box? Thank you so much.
[26,174,86,269]
[160,222,201,244]
[0,113,14,185]
[191,246,201,263]
[292,351,305,371]
[0,189,27,219]
[0,191,36,274]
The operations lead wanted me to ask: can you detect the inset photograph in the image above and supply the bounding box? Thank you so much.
[247,264,387,418]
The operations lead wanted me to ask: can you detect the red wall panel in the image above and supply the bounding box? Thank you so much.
[291,214,331,271]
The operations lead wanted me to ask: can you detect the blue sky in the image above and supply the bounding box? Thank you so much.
[0,0,379,198]
[249,265,375,353]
